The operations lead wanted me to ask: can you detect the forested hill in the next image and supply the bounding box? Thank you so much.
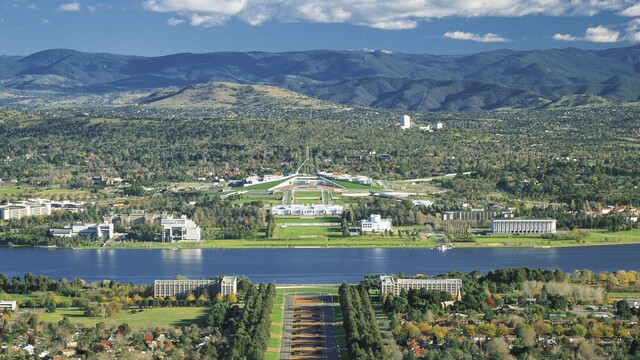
[3,45,640,111]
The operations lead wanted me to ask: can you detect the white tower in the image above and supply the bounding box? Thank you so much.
[401,115,411,129]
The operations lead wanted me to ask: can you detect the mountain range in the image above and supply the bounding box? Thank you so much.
[2,46,640,111]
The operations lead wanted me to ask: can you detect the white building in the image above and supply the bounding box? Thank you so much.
[436,122,444,129]
[491,218,556,234]
[154,276,238,299]
[161,215,201,242]
[0,201,51,220]
[401,115,411,129]
[380,276,462,300]
[271,204,343,216]
[220,276,238,297]
[360,214,392,233]
[0,301,17,311]
[49,223,114,239]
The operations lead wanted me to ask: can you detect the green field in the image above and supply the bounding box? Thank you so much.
[330,179,378,190]
[243,178,292,190]
[454,229,640,248]
[37,307,210,330]
[607,292,640,299]
[275,216,340,224]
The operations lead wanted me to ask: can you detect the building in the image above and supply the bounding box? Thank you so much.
[154,279,216,299]
[103,210,166,226]
[380,276,462,300]
[436,122,444,129]
[271,204,343,216]
[442,210,512,223]
[491,218,556,234]
[401,115,411,129]
[220,276,238,297]
[161,215,201,242]
[0,201,51,220]
[360,214,392,233]
[49,223,114,239]
[0,301,17,311]
[154,276,238,299]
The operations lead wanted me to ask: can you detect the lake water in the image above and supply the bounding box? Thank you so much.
[1,245,638,284]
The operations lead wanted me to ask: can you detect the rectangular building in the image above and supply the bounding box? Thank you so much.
[154,279,217,299]
[360,214,392,233]
[49,223,114,239]
[380,276,462,300]
[0,301,17,311]
[491,218,556,234]
[442,210,511,223]
[154,276,238,299]
[271,204,343,216]
[161,215,201,242]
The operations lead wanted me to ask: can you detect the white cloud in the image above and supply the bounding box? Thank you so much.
[167,17,184,26]
[553,33,579,41]
[28,4,37,10]
[142,0,631,28]
[619,3,640,16]
[443,31,510,42]
[626,32,640,42]
[552,25,620,42]
[627,18,640,32]
[42,19,51,24]
[585,25,620,42]
[58,2,81,12]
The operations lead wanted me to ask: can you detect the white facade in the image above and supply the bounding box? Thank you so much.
[436,122,444,129]
[0,301,17,311]
[360,214,392,233]
[154,276,238,299]
[491,218,556,234]
[0,202,51,220]
[401,115,411,129]
[271,204,343,216]
[380,276,462,300]
[161,215,201,242]
[49,223,114,239]
[220,276,238,297]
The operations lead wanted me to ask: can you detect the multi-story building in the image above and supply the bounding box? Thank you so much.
[161,215,201,242]
[360,214,392,233]
[400,115,411,129]
[49,223,114,239]
[271,204,343,216]
[380,276,462,300]
[154,276,238,299]
[491,218,556,234]
[442,210,511,223]
[0,201,51,220]
[103,210,166,226]
[220,276,238,297]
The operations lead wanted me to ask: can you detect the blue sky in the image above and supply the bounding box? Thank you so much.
[1,0,640,56]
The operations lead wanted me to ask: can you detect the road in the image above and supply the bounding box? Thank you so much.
[279,295,293,360]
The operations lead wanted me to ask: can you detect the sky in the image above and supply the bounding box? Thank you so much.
[2,0,640,56]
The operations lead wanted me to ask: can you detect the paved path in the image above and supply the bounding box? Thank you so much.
[279,295,294,360]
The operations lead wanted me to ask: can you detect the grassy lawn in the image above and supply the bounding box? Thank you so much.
[607,292,640,299]
[275,226,341,238]
[276,286,339,296]
[243,178,292,190]
[454,229,640,248]
[37,307,210,330]
[275,216,340,224]
[330,179,379,190]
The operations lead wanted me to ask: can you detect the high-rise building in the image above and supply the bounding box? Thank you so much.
[401,115,411,129]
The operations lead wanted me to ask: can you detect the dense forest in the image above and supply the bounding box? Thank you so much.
[0,104,638,206]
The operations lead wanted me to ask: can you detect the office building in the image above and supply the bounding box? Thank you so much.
[154,276,238,299]
[380,276,462,300]
[161,215,201,242]
[491,218,556,234]
[360,214,392,233]
[49,223,114,239]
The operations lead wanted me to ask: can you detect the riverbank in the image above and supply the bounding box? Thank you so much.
[453,229,640,249]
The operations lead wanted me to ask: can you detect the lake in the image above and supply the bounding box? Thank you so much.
[1,245,639,284]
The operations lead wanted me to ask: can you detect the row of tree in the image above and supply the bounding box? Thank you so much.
[339,283,387,360]
[227,283,276,359]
